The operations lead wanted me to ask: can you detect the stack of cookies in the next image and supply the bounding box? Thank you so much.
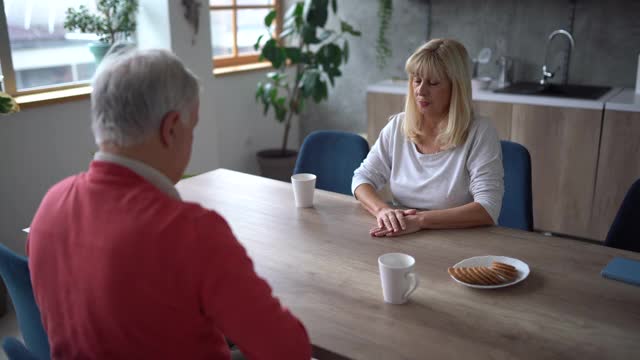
[448,261,518,285]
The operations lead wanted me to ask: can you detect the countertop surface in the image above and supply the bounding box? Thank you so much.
[367,80,623,111]
[605,88,640,112]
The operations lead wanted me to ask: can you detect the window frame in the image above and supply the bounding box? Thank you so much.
[0,0,96,97]
[209,0,282,69]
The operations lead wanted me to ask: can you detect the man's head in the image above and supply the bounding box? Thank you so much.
[91,48,200,183]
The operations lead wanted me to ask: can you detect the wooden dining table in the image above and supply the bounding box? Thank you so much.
[176,169,640,360]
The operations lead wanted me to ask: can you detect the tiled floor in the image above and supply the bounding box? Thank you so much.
[0,301,21,360]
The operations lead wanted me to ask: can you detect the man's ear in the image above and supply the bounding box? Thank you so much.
[160,111,181,147]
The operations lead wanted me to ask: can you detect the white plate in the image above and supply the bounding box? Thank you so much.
[449,255,530,289]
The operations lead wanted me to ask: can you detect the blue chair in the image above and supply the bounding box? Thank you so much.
[605,179,640,253]
[498,141,533,231]
[293,130,370,195]
[2,337,40,360]
[0,244,50,359]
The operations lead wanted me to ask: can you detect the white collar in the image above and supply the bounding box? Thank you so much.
[94,151,181,200]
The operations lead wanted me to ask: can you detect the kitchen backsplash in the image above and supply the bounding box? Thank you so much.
[300,0,640,139]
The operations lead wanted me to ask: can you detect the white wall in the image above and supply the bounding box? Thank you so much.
[0,101,95,254]
[0,1,298,254]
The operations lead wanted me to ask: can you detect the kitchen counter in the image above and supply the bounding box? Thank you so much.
[605,88,640,112]
[367,80,623,111]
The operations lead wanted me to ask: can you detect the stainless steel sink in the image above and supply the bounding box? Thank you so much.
[493,82,611,100]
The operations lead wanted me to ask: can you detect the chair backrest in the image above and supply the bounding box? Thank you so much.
[0,244,50,359]
[293,130,370,195]
[605,178,640,253]
[2,337,41,360]
[498,140,533,231]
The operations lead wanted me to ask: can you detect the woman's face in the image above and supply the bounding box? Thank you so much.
[412,73,452,120]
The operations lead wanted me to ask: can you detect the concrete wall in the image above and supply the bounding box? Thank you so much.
[301,0,640,135]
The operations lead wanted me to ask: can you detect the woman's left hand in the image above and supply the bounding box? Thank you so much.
[370,212,423,237]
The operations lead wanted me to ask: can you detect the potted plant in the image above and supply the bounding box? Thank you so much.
[0,92,19,115]
[254,0,360,181]
[64,0,139,63]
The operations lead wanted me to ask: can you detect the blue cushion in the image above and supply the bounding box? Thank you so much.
[498,141,533,231]
[2,337,41,360]
[605,179,640,253]
[294,131,369,195]
[0,244,50,359]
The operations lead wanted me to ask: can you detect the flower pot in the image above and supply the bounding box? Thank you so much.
[256,149,298,182]
[88,42,112,64]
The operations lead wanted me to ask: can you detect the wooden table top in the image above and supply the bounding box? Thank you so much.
[176,169,640,360]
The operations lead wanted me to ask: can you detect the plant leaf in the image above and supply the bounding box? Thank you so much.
[261,39,286,68]
[255,82,264,101]
[285,2,304,20]
[301,70,320,97]
[331,0,337,13]
[302,25,319,44]
[340,20,361,36]
[0,97,12,113]
[274,103,287,123]
[312,78,328,102]
[342,40,349,62]
[254,34,264,51]
[264,9,277,27]
[284,47,302,63]
[326,43,342,67]
[304,0,329,28]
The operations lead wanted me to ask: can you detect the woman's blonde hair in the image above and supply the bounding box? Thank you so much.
[403,39,473,149]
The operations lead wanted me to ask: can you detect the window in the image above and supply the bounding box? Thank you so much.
[0,0,99,96]
[209,0,280,69]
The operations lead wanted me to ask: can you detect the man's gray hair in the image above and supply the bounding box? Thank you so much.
[91,46,200,146]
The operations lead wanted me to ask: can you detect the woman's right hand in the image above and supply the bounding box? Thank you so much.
[374,208,418,233]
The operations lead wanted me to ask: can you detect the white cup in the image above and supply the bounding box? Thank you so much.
[378,253,419,304]
[291,173,316,208]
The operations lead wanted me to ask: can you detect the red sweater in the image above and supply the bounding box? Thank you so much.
[28,161,311,359]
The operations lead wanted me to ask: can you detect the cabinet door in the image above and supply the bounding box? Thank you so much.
[511,104,602,239]
[366,92,405,146]
[472,100,512,140]
[589,110,640,241]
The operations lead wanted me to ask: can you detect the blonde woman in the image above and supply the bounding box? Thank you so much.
[352,39,504,237]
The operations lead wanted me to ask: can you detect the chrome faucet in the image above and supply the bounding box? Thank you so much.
[540,29,575,86]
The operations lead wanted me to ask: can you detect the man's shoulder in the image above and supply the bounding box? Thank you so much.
[43,173,85,200]
[169,201,232,237]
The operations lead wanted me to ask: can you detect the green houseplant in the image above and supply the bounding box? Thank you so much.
[254,0,360,180]
[64,0,139,63]
[0,92,19,114]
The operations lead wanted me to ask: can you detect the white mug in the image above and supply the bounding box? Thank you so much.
[291,173,316,208]
[378,253,419,304]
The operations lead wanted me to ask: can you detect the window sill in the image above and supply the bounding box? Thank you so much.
[13,62,277,109]
[15,86,92,110]
[213,61,273,76]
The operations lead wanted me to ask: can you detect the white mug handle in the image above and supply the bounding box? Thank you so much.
[403,271,419,301]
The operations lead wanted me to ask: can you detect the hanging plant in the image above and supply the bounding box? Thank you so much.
[376,0,392,69]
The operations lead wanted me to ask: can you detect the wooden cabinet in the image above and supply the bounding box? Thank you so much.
[366,92,404,146]
[589,110,640,241]
[472,100,512,140]
[510,104,602,239]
